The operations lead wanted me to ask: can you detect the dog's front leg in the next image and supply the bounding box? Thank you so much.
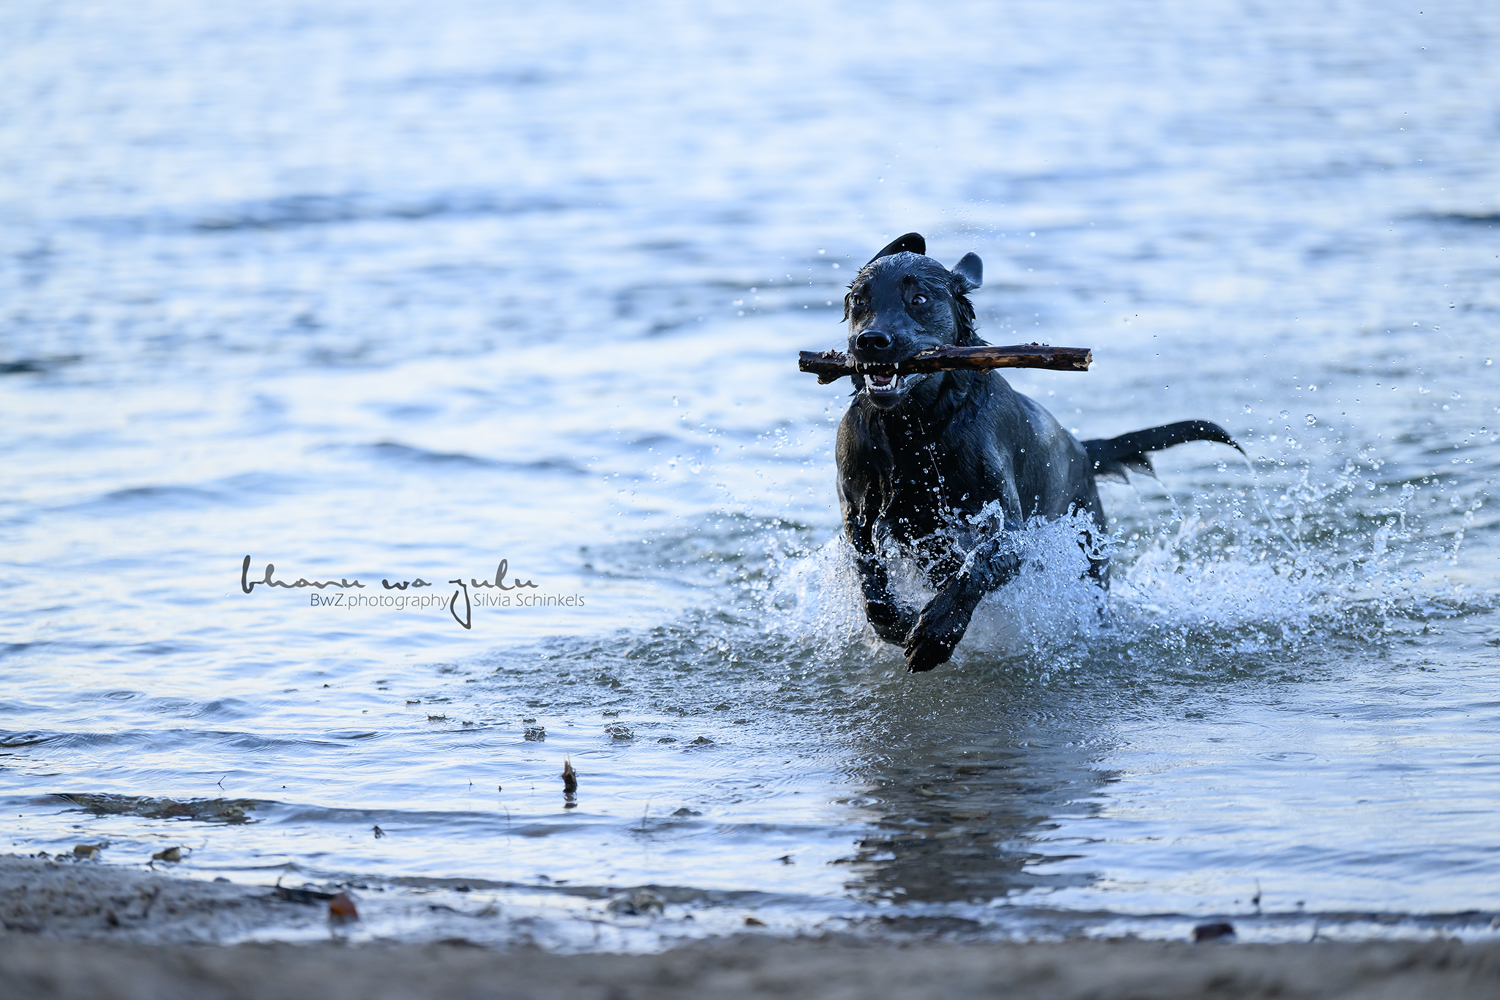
[904,531,1021,672]
[856,551,917,644]
[844,512,916,644]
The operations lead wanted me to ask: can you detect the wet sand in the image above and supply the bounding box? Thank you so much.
[3,857,1498,1000]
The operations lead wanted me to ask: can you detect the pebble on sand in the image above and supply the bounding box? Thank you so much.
[1193,922,1236,942]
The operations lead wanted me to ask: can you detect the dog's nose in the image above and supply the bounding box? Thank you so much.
[855,330,892,352]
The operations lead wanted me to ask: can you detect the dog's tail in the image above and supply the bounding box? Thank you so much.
[1083,420,1242,483]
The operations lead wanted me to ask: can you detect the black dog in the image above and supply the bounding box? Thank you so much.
[836,233,1239,671]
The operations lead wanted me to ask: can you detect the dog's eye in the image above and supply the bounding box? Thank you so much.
[911,294,927,305]
[851,295,866,308]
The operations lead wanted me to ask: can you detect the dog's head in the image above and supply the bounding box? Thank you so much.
[843,233,983,410]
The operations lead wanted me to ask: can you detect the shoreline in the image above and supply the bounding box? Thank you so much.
[4,856,1499,999]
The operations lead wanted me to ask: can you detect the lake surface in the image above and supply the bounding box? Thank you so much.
[2,0,1497,949]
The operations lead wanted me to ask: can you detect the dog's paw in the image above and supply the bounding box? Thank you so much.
[865,600,915,645]
[903,593,973,672]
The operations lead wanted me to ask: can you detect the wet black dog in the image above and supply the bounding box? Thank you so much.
[836,233,1239,671]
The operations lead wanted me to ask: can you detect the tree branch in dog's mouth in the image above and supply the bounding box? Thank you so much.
[799,344,1093,384]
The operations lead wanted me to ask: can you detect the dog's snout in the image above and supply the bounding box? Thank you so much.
[855,329,892,352]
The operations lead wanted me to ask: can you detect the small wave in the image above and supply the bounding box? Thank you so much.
[99,485,221,507]
[80,473,298,512]
[0,731,52,749]
[1412,211,1500,227]
[363,441,588,475]
[144,696,253,721]
[0,354,81,375]
[87,192,571,235]
[53,793,268,825]
[398,68,553,91]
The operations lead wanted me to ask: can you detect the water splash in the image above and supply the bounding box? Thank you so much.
[768,453,1485,675]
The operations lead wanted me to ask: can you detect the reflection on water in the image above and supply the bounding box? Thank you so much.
[1,0,1498,948]
[840,716,1115,907]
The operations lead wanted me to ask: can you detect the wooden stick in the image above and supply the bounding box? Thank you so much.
[799,344,1092,384]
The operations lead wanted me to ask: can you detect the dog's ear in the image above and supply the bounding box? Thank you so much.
[866,232,925,265]
[950,252,982,293]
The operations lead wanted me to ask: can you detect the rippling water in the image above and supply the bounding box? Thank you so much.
[2,0,1498,949]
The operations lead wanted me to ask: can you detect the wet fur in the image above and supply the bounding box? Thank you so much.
[836,233,1239,671]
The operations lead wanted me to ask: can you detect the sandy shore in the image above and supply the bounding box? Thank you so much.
[3,856,1498,1000]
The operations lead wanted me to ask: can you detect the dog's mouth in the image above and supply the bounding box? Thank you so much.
[860,370,920,408]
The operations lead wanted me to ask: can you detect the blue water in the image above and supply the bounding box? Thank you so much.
[2,0,1498,949]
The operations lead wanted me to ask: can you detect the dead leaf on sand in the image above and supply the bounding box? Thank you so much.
[328,892,359,921]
